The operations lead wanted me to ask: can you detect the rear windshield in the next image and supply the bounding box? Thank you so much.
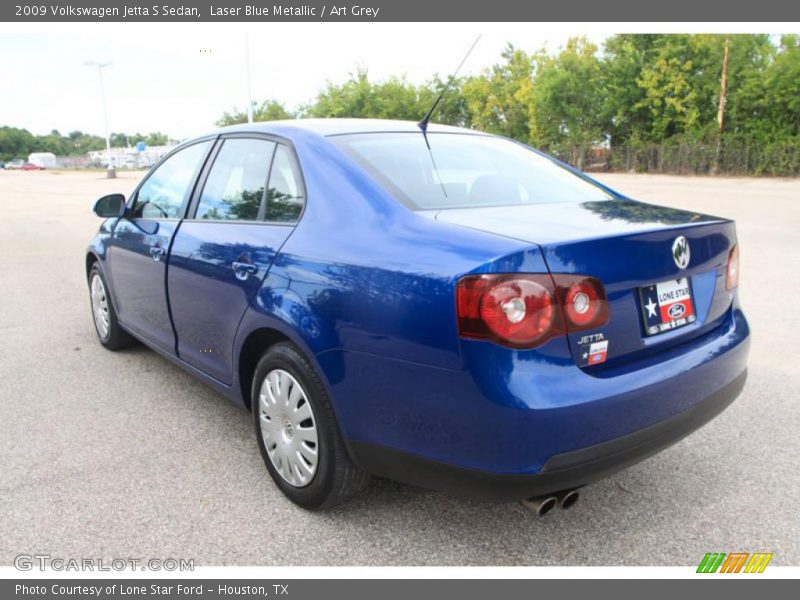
[331,132,613,210]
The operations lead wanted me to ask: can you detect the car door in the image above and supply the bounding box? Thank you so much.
[167,135,305,384]
[107,140,213,353]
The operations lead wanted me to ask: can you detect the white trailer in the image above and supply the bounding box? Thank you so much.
[27,152,58,169]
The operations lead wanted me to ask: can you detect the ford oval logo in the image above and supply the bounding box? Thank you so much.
[668,303,686,319]
[672,236,690,269]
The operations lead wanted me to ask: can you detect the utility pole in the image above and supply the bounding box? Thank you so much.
[245,34,254,123]
[712,38,730,175]
[84,60,115,179]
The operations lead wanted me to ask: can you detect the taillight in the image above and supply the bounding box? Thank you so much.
[726,244,739,290]
[457,273,608,349]
[553,275,610,332]
[457,274,564,348]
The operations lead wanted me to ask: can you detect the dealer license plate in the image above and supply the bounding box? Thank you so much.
[639,277,697,336]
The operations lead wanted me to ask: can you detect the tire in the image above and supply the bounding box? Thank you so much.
[252,342,368,509]
[88,264,137,351]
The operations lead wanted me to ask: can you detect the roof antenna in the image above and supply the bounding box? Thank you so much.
[417,34,481,141]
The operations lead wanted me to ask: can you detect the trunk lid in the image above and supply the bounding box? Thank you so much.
[432,199,737,367]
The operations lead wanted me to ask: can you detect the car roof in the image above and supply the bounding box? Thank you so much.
[213,118,480,138]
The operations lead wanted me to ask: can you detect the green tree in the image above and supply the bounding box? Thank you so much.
[110,132,129,147]
[66,131,105,154]
[0,126,37,160]
[531,37,608,161]
[462,45,537,142]
[762,35,800,137]
[417,75,471,127]
[616,34,774,142]
[732,35,799,140]
[35,129,70,155]
[636,53,700,139]
[304,70,423,120]
[0,127,168,160]
[601,34,660,148]
[144,132,170,146]
[216,99,295,126]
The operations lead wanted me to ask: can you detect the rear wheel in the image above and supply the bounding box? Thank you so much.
[252,342,368,509]
[88,265,136,350]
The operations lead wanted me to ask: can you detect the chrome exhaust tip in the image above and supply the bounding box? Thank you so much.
[521,495,558,517]
[557,489,580,510]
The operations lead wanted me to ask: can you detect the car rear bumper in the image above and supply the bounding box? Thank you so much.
[347,369,746,502]
[326,303,749,500]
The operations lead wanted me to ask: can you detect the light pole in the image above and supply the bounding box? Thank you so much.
[244,35,253,124]
[84,60,115,179]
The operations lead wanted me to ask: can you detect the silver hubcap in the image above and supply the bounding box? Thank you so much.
[90,274,110,339]
[258,369,319,487]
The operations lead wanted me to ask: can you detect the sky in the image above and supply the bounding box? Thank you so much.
[1,22,611,139]
[0,22,791,140]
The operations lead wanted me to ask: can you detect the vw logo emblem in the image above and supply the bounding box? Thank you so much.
[672,236,690,269]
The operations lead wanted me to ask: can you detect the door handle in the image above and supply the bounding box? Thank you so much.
[232,261,258,281]
[149,246,164,262]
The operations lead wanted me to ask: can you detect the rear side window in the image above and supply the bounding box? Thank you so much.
[134,141,211,219]
[195,138,276,221]
[265,145,304,223]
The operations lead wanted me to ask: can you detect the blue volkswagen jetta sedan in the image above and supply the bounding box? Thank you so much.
[86,119,749,511]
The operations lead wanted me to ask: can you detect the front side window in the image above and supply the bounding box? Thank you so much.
[331,133,613,210]
[134,141,211,219]
[195,138,276,221]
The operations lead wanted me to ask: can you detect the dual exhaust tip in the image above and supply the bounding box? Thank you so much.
[521,489,580,517]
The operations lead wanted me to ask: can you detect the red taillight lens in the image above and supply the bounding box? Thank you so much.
[457,275,564,348]
[481,279,556,345]
[554,275,610,331]
[456,273,608,348]
[726,244,739,290]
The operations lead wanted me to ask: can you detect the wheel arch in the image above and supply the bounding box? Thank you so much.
[237,327,292,411]
[85,251,100,279]
[235,314,341,417]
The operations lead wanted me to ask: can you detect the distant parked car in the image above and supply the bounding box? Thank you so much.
[21,162,44,171]
[0,162,5,169]
[5,159,24,170]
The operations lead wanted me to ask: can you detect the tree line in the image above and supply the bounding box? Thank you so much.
[4,35,796,174]
[219,34,800,176]
[0,128,173,162]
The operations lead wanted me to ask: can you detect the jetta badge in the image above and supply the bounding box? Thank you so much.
[672,236,690,269]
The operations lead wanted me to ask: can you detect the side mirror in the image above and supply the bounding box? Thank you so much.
[93,193,126,218]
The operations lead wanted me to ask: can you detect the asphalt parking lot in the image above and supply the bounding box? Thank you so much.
[1,170,798,566]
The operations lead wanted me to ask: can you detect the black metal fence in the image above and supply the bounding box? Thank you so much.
[554,139,800,177]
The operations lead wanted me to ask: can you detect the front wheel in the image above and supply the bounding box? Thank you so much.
[88,265,136,350]
[252,342,368,509]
